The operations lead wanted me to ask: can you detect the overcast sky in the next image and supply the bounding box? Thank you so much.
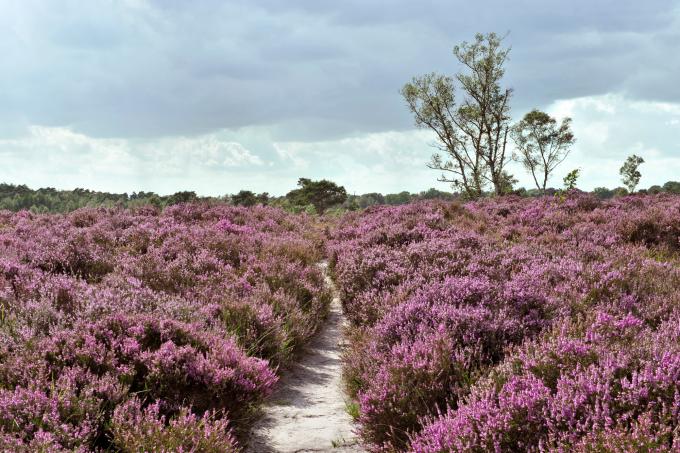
[1,0,679,195]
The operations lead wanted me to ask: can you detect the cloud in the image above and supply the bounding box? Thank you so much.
[0,2,679,195]
[273,94,680,194]
[2,90,680,196]
[273,130,441,193]
[507,94,680,190]
[1,0,678,140]
[0,126,270,194]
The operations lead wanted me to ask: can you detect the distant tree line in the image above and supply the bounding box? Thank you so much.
[0,184,158,212]
[0,180,457,214]
[1,179,677,215]
[0,184,233,213]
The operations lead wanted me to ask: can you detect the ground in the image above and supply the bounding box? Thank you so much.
[246,262,364,453]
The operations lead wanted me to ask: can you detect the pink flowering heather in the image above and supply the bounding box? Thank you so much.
[2,193,680,451]
[0,203,331,450]
[110,398,238,452]
[331,193,680,452]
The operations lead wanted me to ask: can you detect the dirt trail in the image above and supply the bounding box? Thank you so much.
[246,262,364,453]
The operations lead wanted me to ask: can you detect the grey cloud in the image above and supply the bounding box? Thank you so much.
[0,0,679,142]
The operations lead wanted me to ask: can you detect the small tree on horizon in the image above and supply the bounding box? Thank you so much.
[498,171,518,195]
[231,190,258,207]
[511,109,575,193]
[285,178,347,214]
[563,168,580,191]
[167,191,198,205]
[663,181,680,194]
[231,190,269,206]
[620,154,645,193]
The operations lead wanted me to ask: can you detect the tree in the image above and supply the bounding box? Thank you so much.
[402,74,484,198]
[592,187,614,199]
[662,181,680,194]
[402,32,513,198]
[612,187,629,197]
[256,192,269,206]
[231,190,269,207]
[563,168,580,190]
[498,171,518,195]
[417,188,455,200]
[231,190,258,207]
[511,109,575,192]
[619,155,644,193]
[285,178,347,214]
[356,193,385,208]
[167,191,197,205]
[384,191,412,205]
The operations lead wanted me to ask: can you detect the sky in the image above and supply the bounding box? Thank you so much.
[1,0,679,196]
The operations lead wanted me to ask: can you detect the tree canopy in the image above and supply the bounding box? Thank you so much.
[231,190,269,207]
[512,109,575,192]
[402,32,513,198]
[285,178,347,214]
[620,155,645,193]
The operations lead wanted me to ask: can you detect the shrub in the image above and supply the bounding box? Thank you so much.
[331,196,680,451]
[0,204,330,449]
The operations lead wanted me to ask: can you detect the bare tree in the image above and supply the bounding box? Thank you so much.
[402,33,514,198]
[511,109,575,192]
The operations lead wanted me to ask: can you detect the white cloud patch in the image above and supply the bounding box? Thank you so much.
[272,130,445,194]
[0,126,267,194]
[514,94,680,190]
[1,93,679,196]
[151,136,264,171]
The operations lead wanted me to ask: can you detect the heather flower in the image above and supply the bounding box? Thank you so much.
[331,196,680,451]
[110,398,238,452]
[0,203,329,449]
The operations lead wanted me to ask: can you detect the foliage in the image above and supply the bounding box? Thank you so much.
[620,154,645,193]
[330,194,680,452]
[0,204,331,450]
[402,33,513,198]
[4,182,680,215]
[663,180,680,194]
[231,190,269,207]
[167,191,198,205]
[512,109,575,192]
[0,183,217,213]
[110,400,239,452]
[612,186,630,197]
[497,171,518,195]
[592,186,614,199]
[563,168,580,190]
[384,191,415,205]
[285,178,348,214]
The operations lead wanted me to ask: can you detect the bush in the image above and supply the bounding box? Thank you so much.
[331,196,680,451]
[0,204,330,449]
[111,399,239,452]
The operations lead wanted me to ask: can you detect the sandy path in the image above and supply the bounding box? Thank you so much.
[246,262,364,453]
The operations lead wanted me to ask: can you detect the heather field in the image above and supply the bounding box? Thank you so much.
[4,1,680,451]
[1,194,680,452]
[0,204,331,451]
[330,193,680,452]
